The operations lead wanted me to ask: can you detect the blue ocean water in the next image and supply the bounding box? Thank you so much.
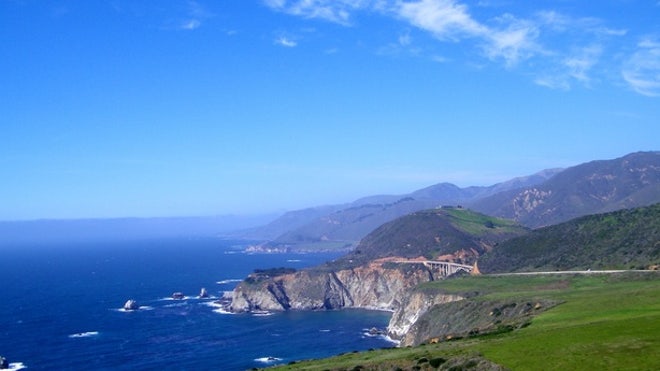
[0,238,394,370]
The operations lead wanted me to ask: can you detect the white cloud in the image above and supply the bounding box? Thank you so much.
[398,30,412,46]
[395,0,486,40]
[482,14,539,67]
[622,37,660,96]
[536,10,627,39]
[180,19,201,30]
[394,2,540,67]
[533,76,570,90]
[532,45,602,90]
[535,10,570,32]
[177,1,213,30]
[188,1,213,19]
[263,0,373,25]
[262,0,658,96]
[276,36,298,47]
[563,45,602,83]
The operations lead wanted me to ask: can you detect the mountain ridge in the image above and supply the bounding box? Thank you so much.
[470,151,660,227]
[244,168,561,250]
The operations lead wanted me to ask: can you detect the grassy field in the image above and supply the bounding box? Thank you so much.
[264,272,660,370]
[443,208,523,237]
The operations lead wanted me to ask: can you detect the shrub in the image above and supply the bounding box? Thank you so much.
[429,357,447,368]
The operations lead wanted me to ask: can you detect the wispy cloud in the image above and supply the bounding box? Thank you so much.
[563,45,602,83]
[276,36,298,47]
[263,0,372,25]
[532,44,602,90]
[262,0,655,96]
[180,19,201,30]
[395,0,487,40]
[622,37,660,96]
[482,14,540,67]
[394,0,539,67]
[398,30,412,46]
[178,1,213,30]
[377,29,421,56]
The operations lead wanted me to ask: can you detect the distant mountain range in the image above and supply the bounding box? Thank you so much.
[470,151,660,227]
[242,151,660,251]
[6,151,657,249]
[241,168,562,250]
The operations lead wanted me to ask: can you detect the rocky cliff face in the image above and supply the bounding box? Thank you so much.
[230,257,469,341]
[471,151,660,228]
[387,290,464,340]
[230,258,440,313]
[398,298,559,346]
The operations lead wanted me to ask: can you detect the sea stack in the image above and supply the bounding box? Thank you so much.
[199,288,209,298]
[123,299,140,311]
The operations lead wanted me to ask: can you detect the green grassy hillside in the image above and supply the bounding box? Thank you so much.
[479,203,660,273]
[265,272,660,370]
[327,208,528,269]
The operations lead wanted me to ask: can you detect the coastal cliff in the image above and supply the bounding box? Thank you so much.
[387,290,464,341]
[230,258,446,313]
[230,257,470,343]
[229,208,526,341]
[398,297,559,346]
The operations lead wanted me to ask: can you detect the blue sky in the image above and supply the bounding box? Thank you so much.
[1,0,659,220]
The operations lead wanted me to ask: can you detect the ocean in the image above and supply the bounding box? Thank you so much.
[0,238,394,370]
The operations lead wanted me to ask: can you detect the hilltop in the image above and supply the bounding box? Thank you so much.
[327,207,528,269]
[229,208,525,314]
[479,202,660,273]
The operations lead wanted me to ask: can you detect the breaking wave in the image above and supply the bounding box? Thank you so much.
[254,356,282,363]
[69,331,99,338]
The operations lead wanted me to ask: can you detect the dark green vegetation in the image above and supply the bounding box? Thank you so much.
[264,272,660,370]
[472,151,660,228]
[327,208,528,269]
[480,203,660,273]
[403,297,559,346]
[441,208,523,237]
[245,267,297,283]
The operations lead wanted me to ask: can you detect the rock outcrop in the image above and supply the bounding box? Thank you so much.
[387,290,464,341]
[230,257,469,341]
[230,258,453,313]
[123,299,139,311]
[398,298,559,346]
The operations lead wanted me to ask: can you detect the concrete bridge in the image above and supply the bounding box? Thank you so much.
[393,260,475,277]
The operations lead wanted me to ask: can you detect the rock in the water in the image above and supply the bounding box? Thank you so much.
[123,299,140,311]
[172,292,185,300]
[368,327,384,336]
[199,287,209,298]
